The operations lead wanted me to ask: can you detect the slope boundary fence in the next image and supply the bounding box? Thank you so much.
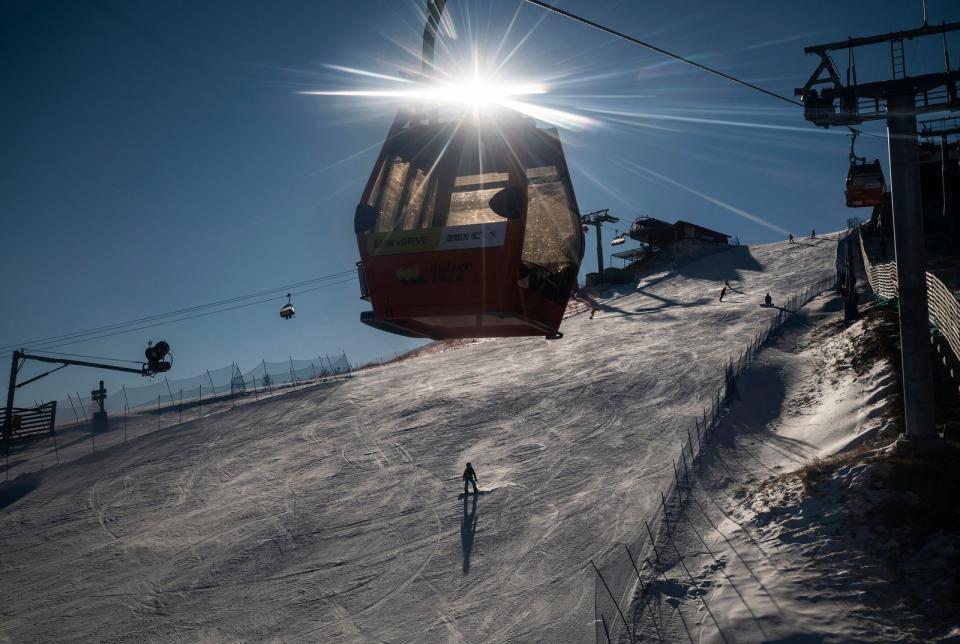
[858,224,960,385]
[593,271,836,644]
[3,352,355,481]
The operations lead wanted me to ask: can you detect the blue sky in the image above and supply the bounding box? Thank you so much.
[2,0,958,405]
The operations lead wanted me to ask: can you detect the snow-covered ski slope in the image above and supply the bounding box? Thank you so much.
[0,237,836,642]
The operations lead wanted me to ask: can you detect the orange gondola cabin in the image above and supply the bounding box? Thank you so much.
[355,111,585,340]
[845,159,886,208]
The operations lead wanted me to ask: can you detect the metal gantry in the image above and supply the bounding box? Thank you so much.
[580,209,619,276]
[796,22,960,440]
[3,345,171,453]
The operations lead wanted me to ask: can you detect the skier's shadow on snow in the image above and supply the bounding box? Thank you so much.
[461,493,479,574]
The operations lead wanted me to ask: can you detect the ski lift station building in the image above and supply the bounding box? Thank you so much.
[628,216,730,249]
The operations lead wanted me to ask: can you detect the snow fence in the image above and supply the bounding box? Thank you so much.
[858,225,960,381]
[53,354,352,427]
[593,272,836,644]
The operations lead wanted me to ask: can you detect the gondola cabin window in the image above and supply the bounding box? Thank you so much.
[520,165,581,302]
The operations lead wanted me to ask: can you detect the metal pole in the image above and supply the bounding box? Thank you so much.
[76,392,88,423]
[67,393,80,423]
[198,384,203,419]
[591,560,633,641]
[594,222,604,275]
[122,385,129,442]
[672,459,683,503]
[644,520,663,568]
[887,92,937,439]
[599,614,612,644]
[178,388,183,424]
[157,395,161,430]
[3,351,20,453]
[206,370,216,397]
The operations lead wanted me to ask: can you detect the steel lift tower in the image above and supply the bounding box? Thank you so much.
[796,21,960,439]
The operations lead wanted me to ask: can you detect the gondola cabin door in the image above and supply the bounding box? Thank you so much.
[355,113,583,340]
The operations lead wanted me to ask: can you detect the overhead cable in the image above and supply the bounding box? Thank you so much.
[520,0,804,107]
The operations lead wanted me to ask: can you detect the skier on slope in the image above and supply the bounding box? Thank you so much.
[573,283,600,319]
[719,285,727,302]
[764,292,773,307]
[788,233,794,243]
[463,462,479,496]
[811,229,816,239]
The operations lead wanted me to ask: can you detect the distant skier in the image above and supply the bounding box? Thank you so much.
[764,292,773,307]
[462,462,479,496]
[811,229,816,239]
[719,286,727,302]
[573,284,600,319]
[788,233,794,243]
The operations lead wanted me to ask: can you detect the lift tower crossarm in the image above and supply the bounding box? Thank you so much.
[803,21,960,56]
[796,22,960,128]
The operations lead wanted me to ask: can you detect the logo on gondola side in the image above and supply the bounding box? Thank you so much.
[430,262,472,284]
[396,265,426,285]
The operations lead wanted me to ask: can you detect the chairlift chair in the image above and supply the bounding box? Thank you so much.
[611,231,626,246]
[280,293,295,320]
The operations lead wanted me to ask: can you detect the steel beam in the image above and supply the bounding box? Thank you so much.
[887,93,937,439]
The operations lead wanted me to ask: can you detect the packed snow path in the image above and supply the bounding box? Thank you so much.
[0,238,836,642]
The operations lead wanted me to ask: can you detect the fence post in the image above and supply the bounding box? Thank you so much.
[659,489,671,531]
[680,442,691,484]
[76,392,88,423]
[122,385,129,442]
[672,458,683,502]
[686,425,696,460]
[157,395,161,430]
[645,520,664,569]
[178,388,183,424]
[591,560,633,642]
[205,370,216,398]
[289,357,297,390]
[600,613,612,644]
[67,393,80,424]
[198,383,203,419]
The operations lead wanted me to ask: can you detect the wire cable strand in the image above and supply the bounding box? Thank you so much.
[0,276,358,360]
[520,0,803,107]
[0,268,355,353]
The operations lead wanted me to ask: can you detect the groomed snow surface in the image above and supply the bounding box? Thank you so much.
[1,237,837,642]
[631,295,960,643]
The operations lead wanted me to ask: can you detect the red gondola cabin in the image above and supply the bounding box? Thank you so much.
[355,112,584,339]
[845,159,886,208]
